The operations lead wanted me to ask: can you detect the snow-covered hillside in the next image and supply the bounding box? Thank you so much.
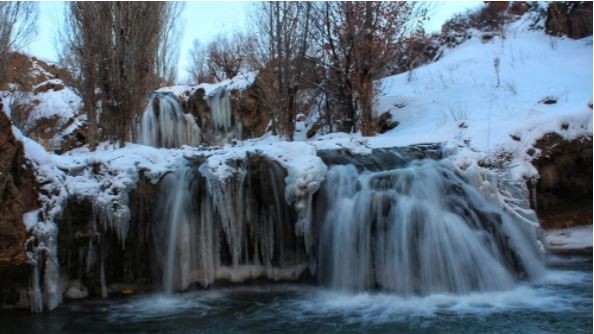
[365,16,592,177]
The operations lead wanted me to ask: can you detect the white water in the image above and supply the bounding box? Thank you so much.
[153,157,307,293]
[154,164,199,294]
[207,86,232,133]
[137,93,201,148]
[205,86,242,143]
[154,151,544,298]
[317,160,544,294]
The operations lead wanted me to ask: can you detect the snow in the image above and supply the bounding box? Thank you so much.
[362,17,592,178]
[158,71,257,100]
[543,225,593,252]
[25,83,81,131]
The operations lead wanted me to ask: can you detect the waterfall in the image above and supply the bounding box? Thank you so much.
[207,86,232,133]
[137,93,201,148]
[316,159,543,294]
[205,86,242,143]
[149,147,542,296]
[153,155,308,293]
[154,164,200,294]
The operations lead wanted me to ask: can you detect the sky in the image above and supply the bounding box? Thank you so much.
[26,1,482,83]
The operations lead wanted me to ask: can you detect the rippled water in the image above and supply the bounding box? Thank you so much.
[2,257,591,334]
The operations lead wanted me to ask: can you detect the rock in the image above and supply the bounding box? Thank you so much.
[231,85,270,139]
[530,133,593,229]
[374,111,399,134]
[295,113,306,122]
[32,80,65,95]
[545,2,593,39]
[0,106,38,268]
[539,96,557,105]
[65,281,89,300]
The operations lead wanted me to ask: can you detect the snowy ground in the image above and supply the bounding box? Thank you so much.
[543,225,593,253]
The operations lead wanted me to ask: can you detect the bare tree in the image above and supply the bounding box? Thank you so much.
[188,32,254,84]
[156,2,184,86]
[311,2,427,135]
[188,39,214,83]
[252,2,312,140]
[62,2,181,149]
[0,2,38,87]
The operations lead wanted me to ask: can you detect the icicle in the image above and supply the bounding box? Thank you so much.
[206,86,232,132]
[28,253,43,313]
[137,93,201,148]
[100,247,107,298]
[199,162,247,268]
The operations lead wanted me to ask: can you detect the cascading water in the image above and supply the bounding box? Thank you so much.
[207,87,232,133]
[154,164,199,294]
[205,86,241,143]
[316,159,544,294]
[150,147,543,296]
[153,155,309,293]
[137,93,201,148]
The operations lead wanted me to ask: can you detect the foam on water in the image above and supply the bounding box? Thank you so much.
[107,291,224,322]
[287,270,591,324]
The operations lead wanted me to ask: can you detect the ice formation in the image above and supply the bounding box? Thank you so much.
[153,154,310,292]
[206,86,233,133]
[137,93,201,148]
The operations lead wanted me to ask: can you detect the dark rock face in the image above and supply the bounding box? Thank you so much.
[0,105,38,268]
[545,2,593,39]
[531,133,593,229]
[231,87,270,139]
[0,103,40,308]
[58,174,161,297]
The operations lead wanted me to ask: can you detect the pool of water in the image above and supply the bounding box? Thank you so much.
[2,256,591,334]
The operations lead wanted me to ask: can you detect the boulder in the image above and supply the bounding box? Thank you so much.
[374,111,399,134]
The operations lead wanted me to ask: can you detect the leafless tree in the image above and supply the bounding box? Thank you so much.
[311,2,427,135]
[188,40,212,83]
[188,32,254,84]
[156,2,184,86]
[252,2,313,140]
[62,2,181,149]
[0,2,38,87]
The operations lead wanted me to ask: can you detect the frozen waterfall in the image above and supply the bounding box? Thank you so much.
[153,156,308,292]
[205,86,241,143]
[137,93,201,148]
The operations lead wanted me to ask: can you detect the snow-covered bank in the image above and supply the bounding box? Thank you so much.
[544,225,593,253]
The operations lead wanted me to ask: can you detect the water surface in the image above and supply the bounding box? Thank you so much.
[2,256,591,334]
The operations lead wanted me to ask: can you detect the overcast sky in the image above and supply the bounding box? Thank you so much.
[26,1,482,83]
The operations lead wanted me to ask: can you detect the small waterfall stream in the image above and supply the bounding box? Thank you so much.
[315,160,543,294]
[155,164,198,294]
[136,93,201,148]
